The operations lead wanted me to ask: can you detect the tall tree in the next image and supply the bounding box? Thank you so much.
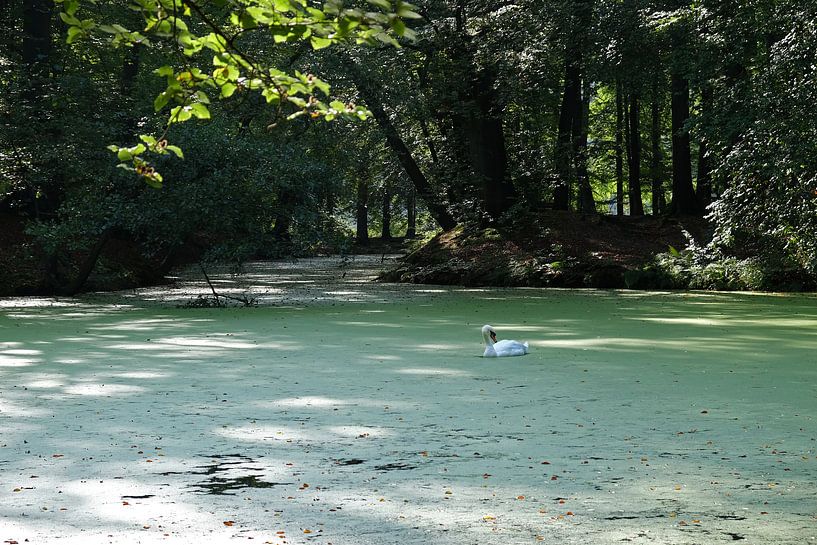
[627,91,644,215]
[669,25,699,214]
[554,0,593,210]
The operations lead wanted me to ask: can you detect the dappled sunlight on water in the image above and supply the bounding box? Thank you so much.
[1,257,816,544]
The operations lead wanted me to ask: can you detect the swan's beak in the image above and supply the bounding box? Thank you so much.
[490,332,497,343]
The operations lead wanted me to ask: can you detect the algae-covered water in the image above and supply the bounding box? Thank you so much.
[1,257,816,544]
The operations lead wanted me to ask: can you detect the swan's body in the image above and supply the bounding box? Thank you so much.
[482,325,529,358]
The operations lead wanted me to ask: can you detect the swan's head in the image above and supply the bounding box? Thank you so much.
[481,324,497,344]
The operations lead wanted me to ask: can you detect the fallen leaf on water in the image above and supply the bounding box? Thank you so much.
[566,511,574,516]
[541,461,550,465]
[223,521,235,526]
[674,485,682,490]
[516,495,525,500]
[482,515,496,521]
[692,519,701,524]
[122,501,130,506]
[550,475,558,481]
[482,473,492,479]
[303,529,312,534]
[52,454,64,458]
[419,451,428,457]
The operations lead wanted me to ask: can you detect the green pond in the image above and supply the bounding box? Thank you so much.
[1,257,815,544]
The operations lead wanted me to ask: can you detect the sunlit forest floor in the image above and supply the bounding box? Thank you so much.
[1,256,815,544]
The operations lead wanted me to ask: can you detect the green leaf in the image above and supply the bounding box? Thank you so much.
[220,82,237,98]
[66,26,84,43]
[367,0,391,10]
[166,145,184,159]
[117,149,133,161]
[59,12,81,26]
[191,102,211,119]
[154,92,170,112]
[310,36,332,50]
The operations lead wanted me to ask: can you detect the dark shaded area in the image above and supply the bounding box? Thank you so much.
[381,212,709,288]
[161,454,294,496]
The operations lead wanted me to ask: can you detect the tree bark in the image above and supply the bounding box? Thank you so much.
[65,230,112,296]
[696,86,713,209]
[576,77,595,213]
[554,38,582,210]
[615,80,624,216]
[670,73,699,214]
[356,176,369,244]
[406,187,416,238]
[650,85,665,215]
[627,93,644,216]
[347,60,457,231]
[23,0,52,69]
[381,184,392,240]
[554,0,593,211]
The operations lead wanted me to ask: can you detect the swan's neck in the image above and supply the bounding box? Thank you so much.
[482,331,495,346]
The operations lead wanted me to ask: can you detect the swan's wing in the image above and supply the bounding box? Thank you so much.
[494,340,529,357]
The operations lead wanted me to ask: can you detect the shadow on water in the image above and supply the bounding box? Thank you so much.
[161,454,294,495]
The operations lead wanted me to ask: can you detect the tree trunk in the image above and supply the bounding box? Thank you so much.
[381,184,392,240]
[696,86,713,209]
[65,230,112,296]
[576,77,595,213]
[347,60,457,231]
[406,187,416,238]
[627,93,644,216]
[23,0,52,70]
[670,73,699,214]
[554,0,593,211]
[356,177,369,244]
[650,86,665,215]
[615,80,624,216]
[554,44,581,210]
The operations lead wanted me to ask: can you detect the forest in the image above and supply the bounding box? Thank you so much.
[2,0,816,294]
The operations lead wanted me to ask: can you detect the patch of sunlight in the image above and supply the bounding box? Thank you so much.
[27,379,65,388]
[336,321,404,328]
[413,343,461,351]
[0,399,52,417]
[325,290,365,296]
[637,316,817,328]
[263,396,398,409]
[360,309,387,313]
[1,348,41,355]
[156,337,259,349]
[215,425,315,443]
[327,425,394,438]
[63,383,146,396]
[531,336,711,351]
[0,354,39,367]
[415,289,450,293]
[363,354,402,361]
[112,371,170,379]
[91,317,197,331]
[62,478,216,527]
[396,367,473,377]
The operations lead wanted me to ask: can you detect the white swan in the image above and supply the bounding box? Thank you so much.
[482,325,529,358]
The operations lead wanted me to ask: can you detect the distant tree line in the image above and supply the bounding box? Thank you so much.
[1,0,815,293]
